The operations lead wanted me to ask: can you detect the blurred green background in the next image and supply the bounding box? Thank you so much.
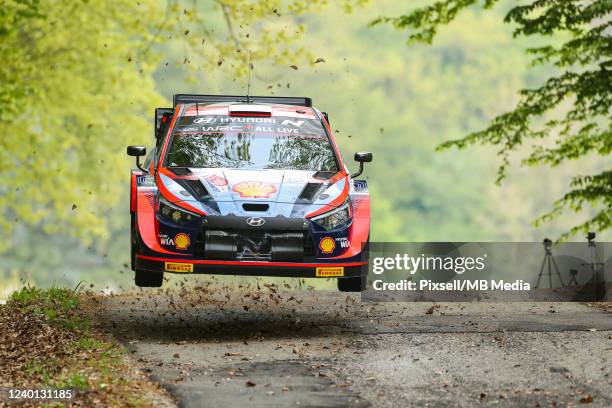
[1,0,608,297]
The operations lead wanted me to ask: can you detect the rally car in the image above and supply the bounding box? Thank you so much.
[128,94,372,292]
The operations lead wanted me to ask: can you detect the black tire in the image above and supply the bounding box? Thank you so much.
[338,240,369,292]
[338,276,366,292]
[135,270,164,287]
[130,238,136,272]
[130,213,136,271]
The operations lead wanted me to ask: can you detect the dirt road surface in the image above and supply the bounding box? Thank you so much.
[95,284,611,407]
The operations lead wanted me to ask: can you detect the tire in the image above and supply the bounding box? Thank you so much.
[130,239,136,272]
[337,276,366,292]
[130,213,136,271]
[135,270,164,287]
[338,240,369,292]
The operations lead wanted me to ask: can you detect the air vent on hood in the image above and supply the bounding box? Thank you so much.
[183,179,209,199]
[312,170,336,180]
[242,203,269,212]
[170,167,192,176]
[298,182,322,200]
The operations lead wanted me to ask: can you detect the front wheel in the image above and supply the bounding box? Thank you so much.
[338,242,369,292]
[130,213,137,271]
[135,270,164,287]
[337,276,367,292]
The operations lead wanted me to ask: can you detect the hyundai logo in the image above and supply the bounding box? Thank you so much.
[246,217,265,227]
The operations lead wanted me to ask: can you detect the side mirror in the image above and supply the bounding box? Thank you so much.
[354,152,373,163]
[127,145,148,173]
[127,146,146,157]
[351,152,373,178]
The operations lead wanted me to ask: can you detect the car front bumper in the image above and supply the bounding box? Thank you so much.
[135,205,369,278]
[135,254,367,278]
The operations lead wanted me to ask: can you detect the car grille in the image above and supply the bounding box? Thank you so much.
[194,228,314,261]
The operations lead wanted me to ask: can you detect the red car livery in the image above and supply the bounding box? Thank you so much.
[127,94,372,292]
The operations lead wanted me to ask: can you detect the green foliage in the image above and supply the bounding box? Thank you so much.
[1,0,358,251]
[9,285,87,330]
[370,0,498,43]
[290,1,567,242]
[56,372,90,390]
[0,0,164,247]
[10,286,77,310]
[372,0,611,239]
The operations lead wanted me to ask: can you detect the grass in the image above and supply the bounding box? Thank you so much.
[0,286,170,407]
[10,286,87,330]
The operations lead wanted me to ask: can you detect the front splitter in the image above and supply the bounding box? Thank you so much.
[135,254,367,278]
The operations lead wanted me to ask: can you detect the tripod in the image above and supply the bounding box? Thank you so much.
[583,236,604,274]
[535,239,565,289]
[568,269,579,286]
[581,233,605,298]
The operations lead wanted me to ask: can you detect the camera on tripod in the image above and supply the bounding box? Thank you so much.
[587,232,596,244]
[535,237,564,288]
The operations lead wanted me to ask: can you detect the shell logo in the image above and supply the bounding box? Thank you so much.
[232,181,277,198]
[174,233,191,250]
[319,237,336,254]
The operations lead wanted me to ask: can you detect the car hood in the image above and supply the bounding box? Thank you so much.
[158,168,348,218]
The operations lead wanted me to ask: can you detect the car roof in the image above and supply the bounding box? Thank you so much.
[180,102,318,119]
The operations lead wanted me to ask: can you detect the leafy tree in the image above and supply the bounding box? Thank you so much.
[255,2,553,242]
[0,0,358,250]
[371,0,611,240]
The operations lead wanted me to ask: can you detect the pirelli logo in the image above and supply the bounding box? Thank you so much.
[165,262,193,273]
[315,267,344,277]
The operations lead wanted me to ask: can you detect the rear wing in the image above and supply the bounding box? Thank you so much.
[173,94,312,108]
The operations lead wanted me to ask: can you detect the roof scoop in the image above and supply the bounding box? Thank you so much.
[229,104,272,117]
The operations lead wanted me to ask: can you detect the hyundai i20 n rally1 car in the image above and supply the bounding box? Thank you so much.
[127,94,372,292]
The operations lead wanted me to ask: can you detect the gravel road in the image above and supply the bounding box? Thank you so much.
[95,284,611,407]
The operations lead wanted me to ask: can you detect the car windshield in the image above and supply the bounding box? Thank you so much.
[165,114,338,171]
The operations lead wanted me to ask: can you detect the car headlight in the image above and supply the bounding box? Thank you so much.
[310,199,352,231]
[157,195,199,225]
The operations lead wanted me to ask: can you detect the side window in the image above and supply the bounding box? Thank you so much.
[144,147,155,168]
[154,115,171,166]
[154,137,164,165]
